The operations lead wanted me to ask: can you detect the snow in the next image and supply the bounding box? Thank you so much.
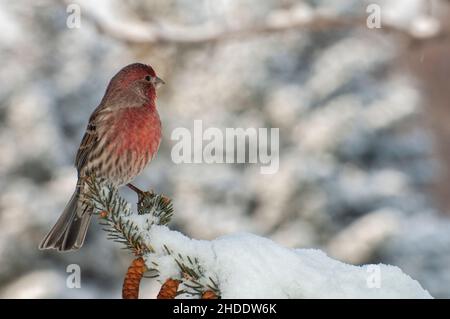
[143,226,432,299]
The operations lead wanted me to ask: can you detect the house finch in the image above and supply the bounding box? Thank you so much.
[39,63,164,252]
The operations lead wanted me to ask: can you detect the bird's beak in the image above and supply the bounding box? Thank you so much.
[152,76,165,88]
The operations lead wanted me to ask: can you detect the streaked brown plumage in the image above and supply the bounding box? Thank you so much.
[39,63,164,252]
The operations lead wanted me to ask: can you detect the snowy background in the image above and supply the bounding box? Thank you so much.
[0,0,450,298]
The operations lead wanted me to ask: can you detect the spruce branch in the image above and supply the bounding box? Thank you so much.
[137,191,173,225]
[84,175,154,256]
[84,175,221,299]
[161,245,220,298]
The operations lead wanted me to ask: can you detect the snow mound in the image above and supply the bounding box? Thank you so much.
[144,227,432,299]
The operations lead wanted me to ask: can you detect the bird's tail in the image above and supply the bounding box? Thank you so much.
[39,186,92,252]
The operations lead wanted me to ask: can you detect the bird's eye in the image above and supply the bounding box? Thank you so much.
[145,75,152,81]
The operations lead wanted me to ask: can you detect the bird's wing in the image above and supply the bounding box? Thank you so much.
[75,109,104,173]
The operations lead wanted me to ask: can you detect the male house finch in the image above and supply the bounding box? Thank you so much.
[39,63,164,252]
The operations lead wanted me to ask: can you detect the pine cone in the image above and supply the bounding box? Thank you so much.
[157,278,180,299]
[202,290,219,299]
[122,257,147,299]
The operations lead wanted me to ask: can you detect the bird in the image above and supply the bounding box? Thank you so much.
[39,63,164,252]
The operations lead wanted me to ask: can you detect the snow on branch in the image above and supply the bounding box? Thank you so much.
[84,175,431,299]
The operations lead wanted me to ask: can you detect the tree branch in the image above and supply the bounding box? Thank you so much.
[80,4,449,47]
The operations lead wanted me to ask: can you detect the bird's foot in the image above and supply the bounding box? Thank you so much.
[127,183,156,202]
[127,183,171,205]
[127,183,146,196]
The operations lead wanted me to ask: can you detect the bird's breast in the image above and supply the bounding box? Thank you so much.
[113,107,161,154]
[103,106,161,185]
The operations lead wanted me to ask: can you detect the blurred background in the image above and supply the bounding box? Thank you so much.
[1,0,450,298]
